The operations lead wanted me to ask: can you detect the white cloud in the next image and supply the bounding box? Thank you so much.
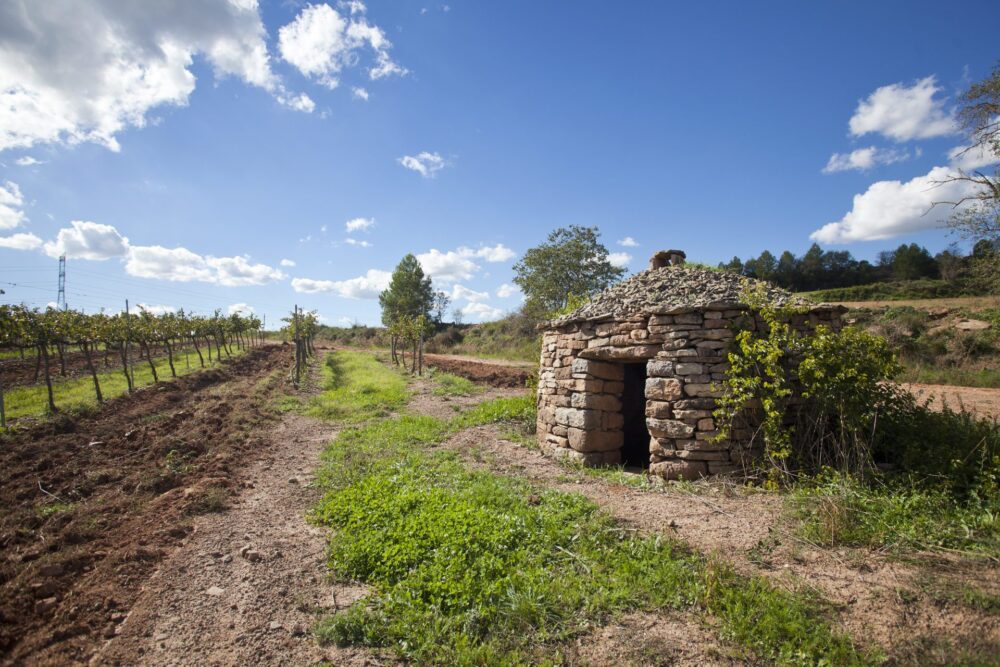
[607,252,632,268]
[822,146,910,173]
[460,302,504,322]
[450,284,489,302]
[280,258,296,267]
[206,255,286,286]
[948,143,1000,172]
[345,238,372,247]
[43,220,129,260]
[0,181,26,229]
[291,268,390,299]
[398,152,446,178]
[276,91,316,113]
[228,302,255,316]
[458,244,515,262]
[416,248,478,282]
[0,232,43,250]
[0,0,313,153]
[848,76,956,142]
[125,245,215,282]
[496,283,518,299]
[136,303,176,316]
[352,86,369,101]
[811,165,979,243]
[278,2,405,90]
[617,236,638,247]
[345,216,375,232]
[15,156,44,166]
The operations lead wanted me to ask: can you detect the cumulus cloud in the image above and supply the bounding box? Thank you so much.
[948,143,1000,172]
[416,248,478,283]
[345,216,375,232]
[450,284,489,302]
[822,146,910,173]
[398,152,446,178]
[458,244,515,262]
[206,255,286,286]
[352,86,369,101]
[460,302,504,322]
[0,181,26,229]
[810,165,978,243]
[848,76,956,142]
[228,302,255,315]
[291,268,390,299]
[278,2,405,90]
[496,283,519,299]
[280,258,296,267]
[607,252,632,268]
[15,156,44,166]
[617,236,638,247]
[43,220,129,260]
[125,245,216,282]
[136,303,176,316]
[345,238,372,247]
[0,232,43,250]
[0,0,316,153]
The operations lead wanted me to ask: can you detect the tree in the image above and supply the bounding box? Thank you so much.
[379,254,434,325]
[719,256,744,274]
[945,64,1000,242]
[890,243,937,281]
[432,290,450,324]
[512,226,626,314]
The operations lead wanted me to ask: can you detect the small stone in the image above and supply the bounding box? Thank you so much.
[291,622,306,637]
[288,477,299,484]
[221,554,233,564]
[269,620,283,631]
[34,597,58,615]
[87,440,105,447]
[206,586,225,596]
[244,549,263,562]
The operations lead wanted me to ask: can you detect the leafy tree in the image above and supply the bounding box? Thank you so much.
[379,254,434,326]
[719,256,744,274]
[432,290,450,324]
[890,243,937,281]
[512,226,626,314]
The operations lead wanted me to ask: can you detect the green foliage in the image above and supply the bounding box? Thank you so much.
[425,313,541,362]
[453,394,536,432]
[512,226,626,314]
[379,254,434,326]
[303,351,410,422]
[801,279,980,302]
[430,371,479,397]
[715,283,901,482]
[314,409,870,666]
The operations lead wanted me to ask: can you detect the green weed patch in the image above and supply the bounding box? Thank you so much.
[302,351,410,422]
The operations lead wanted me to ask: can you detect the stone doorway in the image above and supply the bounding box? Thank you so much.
[620,362,649,468]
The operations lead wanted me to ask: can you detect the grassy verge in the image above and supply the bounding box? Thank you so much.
[3,348,243,421]
[429,370,481,397]
[898,364,1000,388]
[287,350,409,423]
[312,390,874,666]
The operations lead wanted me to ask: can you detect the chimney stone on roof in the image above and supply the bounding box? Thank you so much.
[649,249,686,270]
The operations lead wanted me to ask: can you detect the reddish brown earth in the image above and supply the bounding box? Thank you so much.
[0,345,290,666]
[422,352,534,388]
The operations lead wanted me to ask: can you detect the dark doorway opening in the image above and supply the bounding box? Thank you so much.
[620,362,649,468]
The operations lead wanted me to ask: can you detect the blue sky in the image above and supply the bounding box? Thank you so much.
[1,0,998,326]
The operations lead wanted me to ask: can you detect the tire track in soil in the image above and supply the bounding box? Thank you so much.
[92,360,387,667]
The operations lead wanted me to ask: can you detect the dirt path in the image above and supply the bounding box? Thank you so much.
[902,382,1000,419]
[91,358,386,667]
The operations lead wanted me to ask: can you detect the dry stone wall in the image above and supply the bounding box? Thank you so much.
[537,305,844,480]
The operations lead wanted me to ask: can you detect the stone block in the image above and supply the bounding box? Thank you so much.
[580,345,660,360]
[567,428,624,453]
[673,398,716,410]
[645,377,683,400]
[684,383,723,398]
[629,328,649,340]
[603,411,624,430]
[555,407,601,430]
[646,359,674,377]
[571,393,622,412]
[697,417,715,431]
[673,409,712,420]
[646,418,695,439]
[572,358,625,381]
[674,363,704,375]
[587,337,611,348]
[674,313,704,325]
[649,459,707,481]
[645,400,672,419]
[675,449,731,462]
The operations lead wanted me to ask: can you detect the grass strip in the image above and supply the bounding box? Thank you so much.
[313,395,874,666]
[3,348,243,421]
[289,350,410,422]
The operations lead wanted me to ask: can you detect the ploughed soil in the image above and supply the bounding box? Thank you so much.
[0,345,291,665]
[422,352,534,388]
[0,342,213,391]
[902,382,1000,420]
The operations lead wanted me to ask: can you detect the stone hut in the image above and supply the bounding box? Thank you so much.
[536,251,846,480]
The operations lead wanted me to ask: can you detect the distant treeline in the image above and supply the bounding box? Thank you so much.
[718,240,999,293]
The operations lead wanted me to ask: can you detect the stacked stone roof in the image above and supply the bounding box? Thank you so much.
[552,265,823,325]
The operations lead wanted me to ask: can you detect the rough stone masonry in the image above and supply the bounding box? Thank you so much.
[536,250,845,480]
